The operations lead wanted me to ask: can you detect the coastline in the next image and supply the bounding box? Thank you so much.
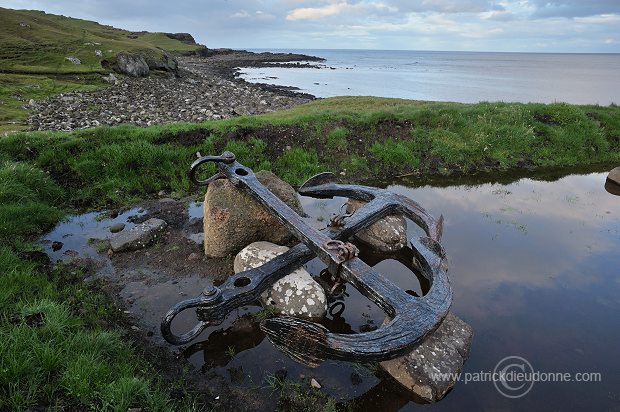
[26,50,324,132]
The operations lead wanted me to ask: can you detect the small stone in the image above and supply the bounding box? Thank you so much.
[187,252,201,261]
[95,50,102,57]
[109,222,125,233]
[109,218,167,252]
[607,166,620,187]
[102,73,118,84]
[157,190,167,197]
[51,241,63,251]
[310,378,321,389]
[65,56,81,65]
[346,199,407,253]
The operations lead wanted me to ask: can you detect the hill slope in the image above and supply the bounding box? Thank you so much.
[0,7,204,74]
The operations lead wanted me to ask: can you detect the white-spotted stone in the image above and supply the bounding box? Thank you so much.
[380,313,473,403]
[234,241,327,320]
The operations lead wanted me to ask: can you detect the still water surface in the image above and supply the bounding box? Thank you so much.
[41,168,620,410]
[240,50,620,105]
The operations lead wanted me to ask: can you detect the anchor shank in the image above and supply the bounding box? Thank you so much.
[220,162,351,275]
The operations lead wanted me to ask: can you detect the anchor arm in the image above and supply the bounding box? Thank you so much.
[261,236,452,366]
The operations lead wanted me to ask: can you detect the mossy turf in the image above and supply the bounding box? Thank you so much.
[1,96,619,409]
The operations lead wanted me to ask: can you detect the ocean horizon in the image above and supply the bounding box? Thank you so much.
[241,49,620,105]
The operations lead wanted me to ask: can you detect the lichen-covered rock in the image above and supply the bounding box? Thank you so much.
[109,218,167,252]
[203,170,304,257]
[234,241,327,319]
[346,199,407,253]
[115,52,150,77]
[380,313,473,402]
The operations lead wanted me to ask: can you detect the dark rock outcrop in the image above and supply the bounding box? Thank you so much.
[165,32,197,45]
[142,51,178,74]
[114,52,150,77]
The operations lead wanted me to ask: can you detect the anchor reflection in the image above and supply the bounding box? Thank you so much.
[182,244,434,407]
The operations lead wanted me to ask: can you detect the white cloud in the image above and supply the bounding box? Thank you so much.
[231,10,251,18]
[286,1,350,20]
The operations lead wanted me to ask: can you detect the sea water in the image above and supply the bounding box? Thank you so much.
[240,49,620,105]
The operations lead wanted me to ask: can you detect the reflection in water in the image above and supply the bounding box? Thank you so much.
[179,170,619,410]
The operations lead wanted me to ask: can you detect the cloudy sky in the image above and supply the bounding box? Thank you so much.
[2,0,619,52]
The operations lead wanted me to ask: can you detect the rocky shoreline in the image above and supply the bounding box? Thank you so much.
[28,50,324,132]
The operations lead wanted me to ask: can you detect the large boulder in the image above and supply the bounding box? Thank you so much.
[115,52,150,77]
[346,199,407,253]
[234,241,327,319]
[143,51,178,73]
[109,218,167,252]
[203,170,304,257]
[380,313,473,402]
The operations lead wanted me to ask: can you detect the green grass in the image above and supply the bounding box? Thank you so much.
[326,126,349,151]
[0,159,202,410]
[0,98,618,209]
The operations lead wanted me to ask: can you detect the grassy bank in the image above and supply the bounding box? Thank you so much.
[1,97,619,410]
[2,98,618,203]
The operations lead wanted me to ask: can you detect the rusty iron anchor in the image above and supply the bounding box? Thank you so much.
[161,151,452,367]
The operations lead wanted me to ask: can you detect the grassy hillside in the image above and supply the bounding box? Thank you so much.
[0,7,206,132]
[0,7,202,74]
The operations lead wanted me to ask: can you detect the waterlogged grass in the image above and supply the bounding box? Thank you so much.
[0,159,201,410]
